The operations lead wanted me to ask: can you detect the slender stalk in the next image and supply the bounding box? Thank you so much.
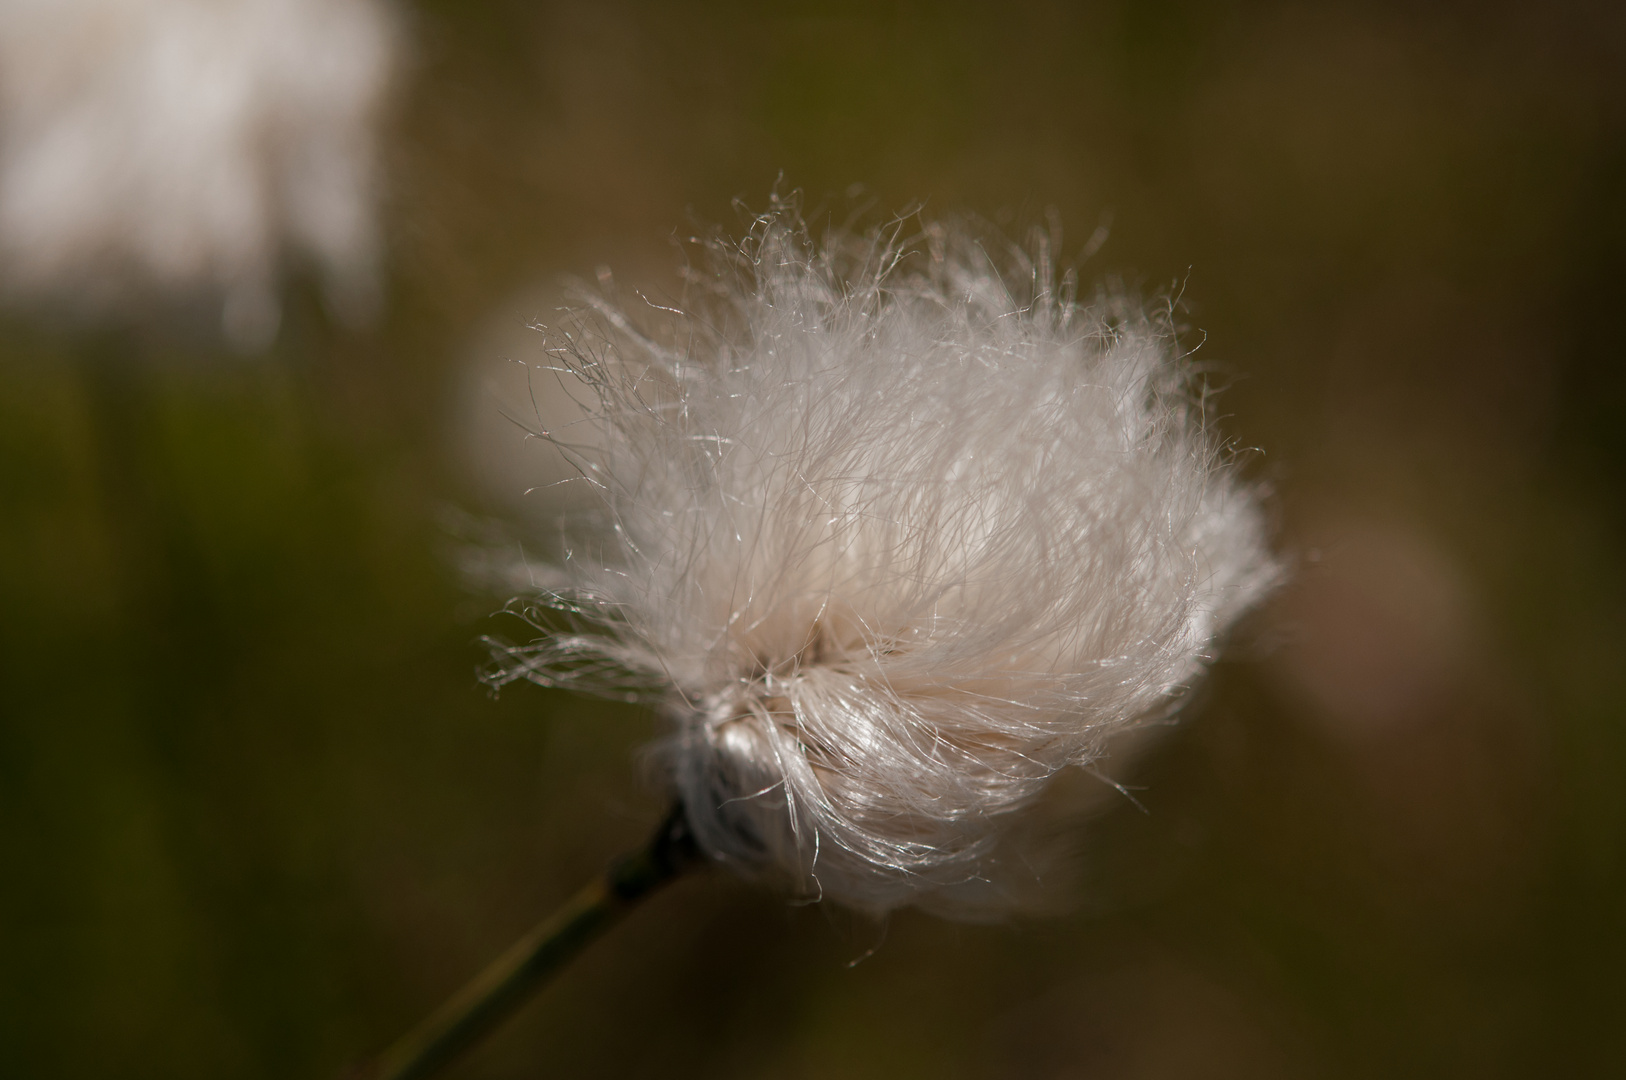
[355,807,699,1080]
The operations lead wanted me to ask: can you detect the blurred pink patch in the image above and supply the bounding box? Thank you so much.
[1273,515,1476,735]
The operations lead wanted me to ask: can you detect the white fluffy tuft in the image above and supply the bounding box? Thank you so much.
[0,0,396,348]
[489,201,1280,915]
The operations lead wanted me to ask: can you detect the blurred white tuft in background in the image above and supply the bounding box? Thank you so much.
[0,0,396,350]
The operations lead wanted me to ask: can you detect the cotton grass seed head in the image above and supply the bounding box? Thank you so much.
[0,0,396,349]
[487,199,1281,916]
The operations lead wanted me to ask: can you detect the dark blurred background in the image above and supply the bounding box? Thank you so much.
[3,1,1624,1077]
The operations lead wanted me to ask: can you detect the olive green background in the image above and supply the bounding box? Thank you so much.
[3,2,1624,1077]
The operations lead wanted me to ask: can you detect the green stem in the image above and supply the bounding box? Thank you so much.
[355,806,699,1080]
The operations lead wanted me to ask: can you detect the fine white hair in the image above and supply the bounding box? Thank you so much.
[0,0,395,349]
[488,200,1280,916]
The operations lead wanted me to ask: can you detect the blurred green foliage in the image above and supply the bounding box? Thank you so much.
[2,2,1624,1077]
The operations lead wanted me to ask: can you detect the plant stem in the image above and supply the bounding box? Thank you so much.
[355,806,699,1080]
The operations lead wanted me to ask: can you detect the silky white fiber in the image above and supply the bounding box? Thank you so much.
[488,200,1280,915]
